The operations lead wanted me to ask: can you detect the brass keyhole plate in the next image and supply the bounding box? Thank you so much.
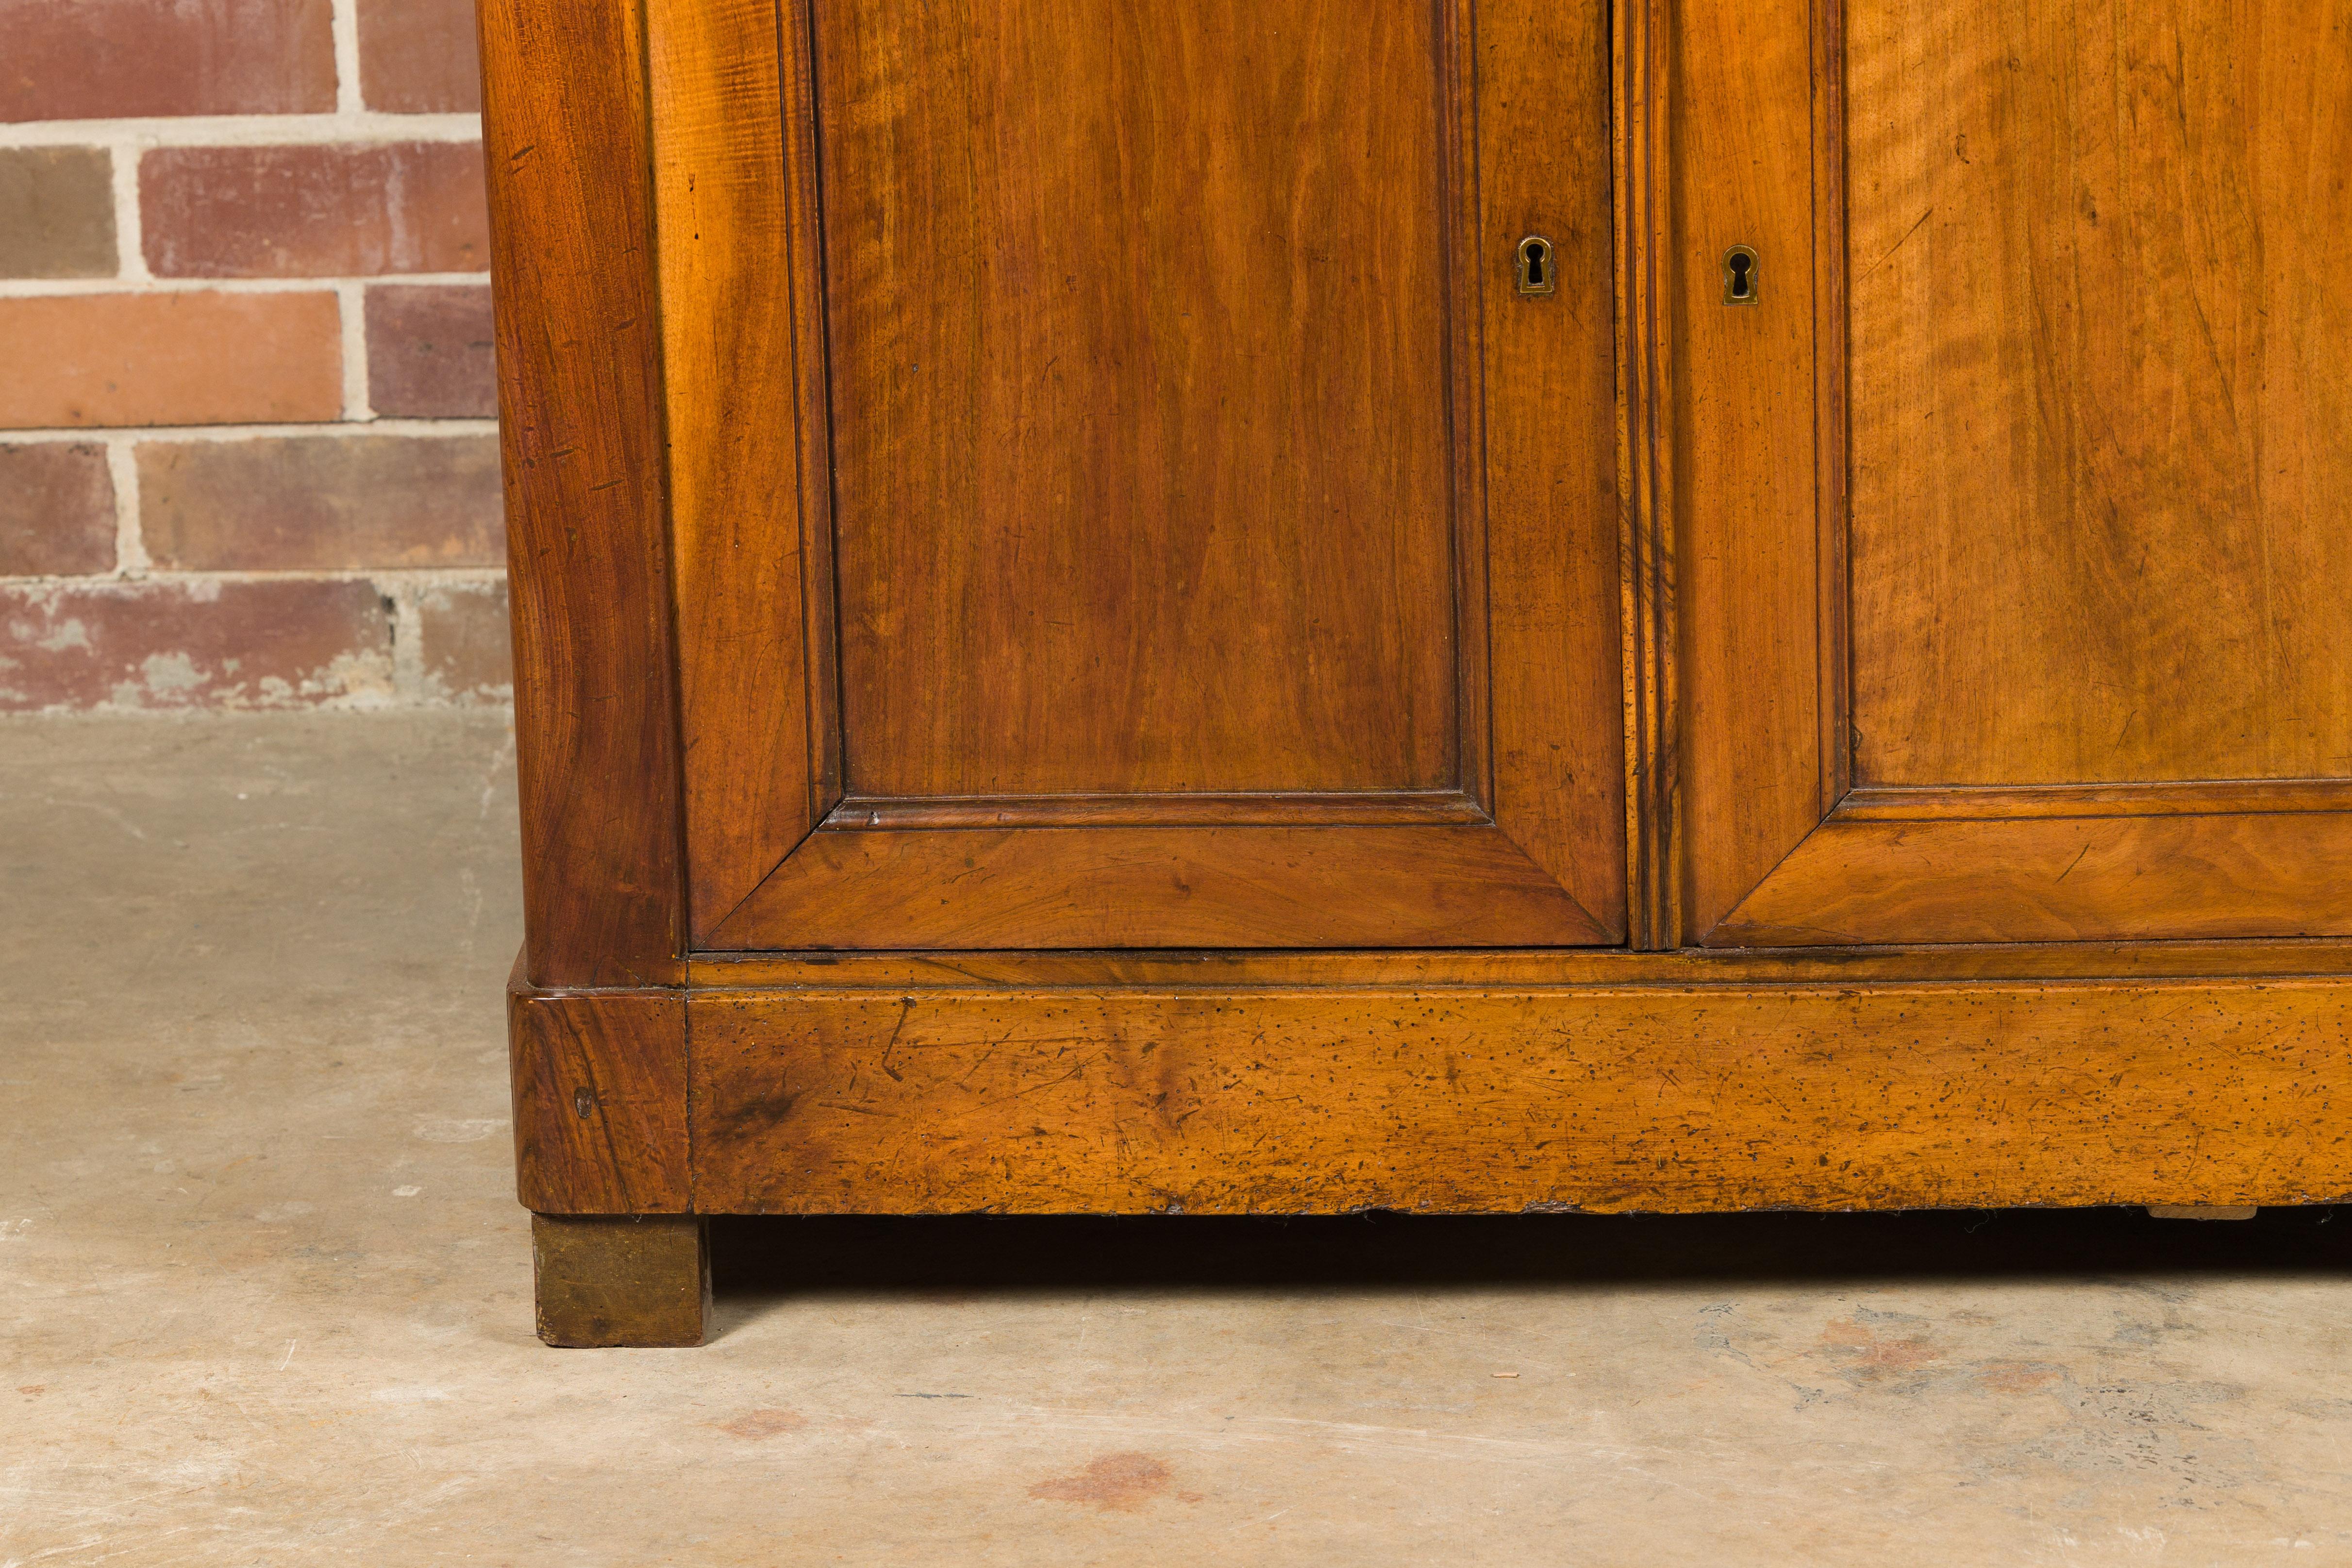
[1723,244,1759,305]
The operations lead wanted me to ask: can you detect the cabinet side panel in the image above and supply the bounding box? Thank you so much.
[480,0,685,986]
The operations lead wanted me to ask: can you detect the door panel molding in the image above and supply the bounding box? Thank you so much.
[668,0,1626,952]
[1659,0,1832,942]
[1710,808,2352,948]
[1669,0,2352,948]
[1481,0,1630,917]
[652,0,841,935]
[1837,781,2352,823]
[707,823,1611,951]
[821,791,1490,832]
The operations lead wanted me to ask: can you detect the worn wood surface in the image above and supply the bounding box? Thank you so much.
[1847,0,2352,786]
[1709,809,2352,947]
[479,0,684,988]
[649,0,829,937]
[508,967,690,1214]
[709,823,1611,950]
[690,979,2352,1213]
[532,1215,709,1348]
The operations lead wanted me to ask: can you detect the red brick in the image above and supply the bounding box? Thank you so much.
[0,578,391,712]
[139,434,503,569]
[0,444,116,575]
[0,148,117,278]
[0,293,342,429]
[359,0,482,114]
[143,143,489,279]
[418,580,511,699]
[366,284,495,417]
[0,0,334,122]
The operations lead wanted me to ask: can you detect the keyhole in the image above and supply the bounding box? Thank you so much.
[1723,245,1758,305]
[1516,234,1555,297]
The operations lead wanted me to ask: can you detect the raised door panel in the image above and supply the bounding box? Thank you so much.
[822,0,1456,799]
[657,0,1625,950]
[1672,0,2352,947]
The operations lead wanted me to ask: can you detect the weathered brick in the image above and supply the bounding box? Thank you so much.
[0,0,335,122]
[359,0,482,114]
[418,580,511,699]
[366,284,495,417]
[143,143,489,278]
[0,292,342,429]
[140,434,503,570]
[0,444,116,575]
[0,148,117,278]
[0,578,392,712]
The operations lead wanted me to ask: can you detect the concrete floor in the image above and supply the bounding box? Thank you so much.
[5,712,2352,1565]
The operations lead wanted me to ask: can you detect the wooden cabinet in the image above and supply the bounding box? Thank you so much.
[484,0,2352,1344]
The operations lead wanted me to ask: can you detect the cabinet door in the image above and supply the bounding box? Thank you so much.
[1664,0,2352,945]
[652,0,1624,950]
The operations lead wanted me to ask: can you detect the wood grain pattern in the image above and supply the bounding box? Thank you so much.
[1710,810,2352,947]
[709,824,1611,950]
[650,0,826,936]
[1669,0,1825,940]
[691,979,2352,1213]
[692,938,2352,991]
[817,0,1457,797]
[480,0,684,987]
[1477,0,1626,935]
[1847,0,2352,785]
[508,973,690,1213]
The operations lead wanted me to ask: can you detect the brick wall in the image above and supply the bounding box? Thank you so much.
[0,0,509,713]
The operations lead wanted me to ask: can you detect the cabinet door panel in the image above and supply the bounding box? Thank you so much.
[1847,0,2352,786]
[1670,0,2352,946]
[821,0,1455,798]
[660,0,1625,949]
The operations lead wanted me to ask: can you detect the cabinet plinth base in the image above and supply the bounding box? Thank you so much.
[531,1214,710,1348]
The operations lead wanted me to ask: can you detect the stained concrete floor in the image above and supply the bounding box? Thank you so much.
[4,712,2352,1565]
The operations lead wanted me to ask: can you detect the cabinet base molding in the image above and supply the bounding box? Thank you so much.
[512,958,2352,1224]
